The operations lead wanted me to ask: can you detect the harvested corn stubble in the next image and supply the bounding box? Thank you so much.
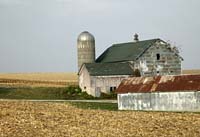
[0,101,200,137]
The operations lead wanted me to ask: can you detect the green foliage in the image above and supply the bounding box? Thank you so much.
[65,86,96,99]
[99,91,117,99]
[66,86,82,94]
[65,86,117,99]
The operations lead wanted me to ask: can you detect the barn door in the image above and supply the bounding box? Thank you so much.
[95,87,101,97]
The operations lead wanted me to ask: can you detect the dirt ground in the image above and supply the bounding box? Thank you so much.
[0,101,200,137]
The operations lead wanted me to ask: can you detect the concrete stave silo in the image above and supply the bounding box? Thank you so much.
[77,31,95,70]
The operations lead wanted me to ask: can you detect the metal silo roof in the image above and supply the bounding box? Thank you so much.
[78,31,95,41]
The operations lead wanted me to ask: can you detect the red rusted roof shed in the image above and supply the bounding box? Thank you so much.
[117,75,200,93]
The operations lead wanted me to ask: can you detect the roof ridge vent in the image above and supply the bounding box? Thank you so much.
[134,33,139,42]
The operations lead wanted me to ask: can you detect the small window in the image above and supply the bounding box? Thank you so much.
[157,71,159,74]
[156,54,160,60]
[110,87,117,92]
[110,87,117,91]
[84,86,86,90]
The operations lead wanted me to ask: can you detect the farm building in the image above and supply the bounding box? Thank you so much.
[117,75,200,112]
[77,31,183,97]
[78,63,134,97]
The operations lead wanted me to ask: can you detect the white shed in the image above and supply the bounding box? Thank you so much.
[117,75,200,112]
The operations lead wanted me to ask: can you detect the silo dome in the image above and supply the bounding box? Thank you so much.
[77,31,96,71]
[78,31,95,42]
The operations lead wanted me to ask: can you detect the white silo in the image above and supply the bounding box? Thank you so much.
[77,31,95,70]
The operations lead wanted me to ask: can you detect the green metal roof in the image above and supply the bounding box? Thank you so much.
[84,63,134,76]
[96,39,160,63]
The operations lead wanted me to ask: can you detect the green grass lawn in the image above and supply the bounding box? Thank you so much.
[0,87,64,100]
[0,86,117,100]
[69,102,118,111]
[0,87,94,100]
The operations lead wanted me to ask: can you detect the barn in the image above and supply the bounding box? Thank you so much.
[117,75,200,112]
[77,31,183,97]
[78,62,134,97]
[95,37,183,76]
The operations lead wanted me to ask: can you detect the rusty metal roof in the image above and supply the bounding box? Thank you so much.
[117,75,200,93]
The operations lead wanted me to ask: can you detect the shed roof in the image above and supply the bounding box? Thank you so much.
[96,39,160,63]
[81,63,134,76]
[117,75,200,93]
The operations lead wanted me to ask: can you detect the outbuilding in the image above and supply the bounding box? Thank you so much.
[78,62,134,97]
[117,75,200,112]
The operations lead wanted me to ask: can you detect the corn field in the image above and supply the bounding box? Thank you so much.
[0,101,200,137]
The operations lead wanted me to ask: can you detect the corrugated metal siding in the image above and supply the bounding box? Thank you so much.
[118,91,200,112]
[117,75,200,93]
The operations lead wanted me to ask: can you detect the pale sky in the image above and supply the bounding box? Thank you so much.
[0,0,200,72]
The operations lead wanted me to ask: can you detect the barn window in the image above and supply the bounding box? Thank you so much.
[156,54,160,60]
[110,87,117,92]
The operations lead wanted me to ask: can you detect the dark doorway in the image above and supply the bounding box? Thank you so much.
[156,53,160,60]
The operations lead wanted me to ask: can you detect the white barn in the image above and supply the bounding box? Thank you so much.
[78,63,134,97]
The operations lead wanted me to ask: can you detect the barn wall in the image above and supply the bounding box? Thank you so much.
[91,75,130,97]
[135,41,182,76]
[118,91,200,112]
[78,66,93,95]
